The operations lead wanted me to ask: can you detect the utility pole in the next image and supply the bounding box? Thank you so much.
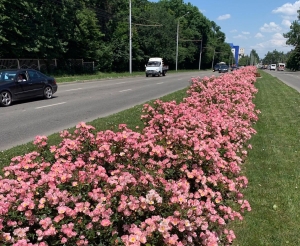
[176,12,189,71]
[129,0,132,74]
[199,39,202,70]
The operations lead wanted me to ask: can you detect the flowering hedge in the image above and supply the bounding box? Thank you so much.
[0,67,259,246]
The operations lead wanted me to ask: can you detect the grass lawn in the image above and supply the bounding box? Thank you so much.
[0,70,299,245]
[232,70,300,245]
[54,69,196,83]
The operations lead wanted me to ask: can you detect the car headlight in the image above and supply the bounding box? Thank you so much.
[155,69,159,72]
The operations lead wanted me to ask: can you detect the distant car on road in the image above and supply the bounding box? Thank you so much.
[213,64,221,72]
[219,64,229,73]
[231,65,239,71]
[213,62,226,72]
[270,64,277,71]
[0,69,58,107]
[277,63,285,71]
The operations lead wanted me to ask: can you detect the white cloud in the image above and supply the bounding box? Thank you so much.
[282,19,292,27]
[233,34,248,39]
[217,14,231,20]
[271,1,299,32]
[251,33,289,56]
[255,33,264,38]
[251,41,293,58]
[272,1,300,16]
[242,31,250,35]
[230,29,238,33]
[260,22,282,32]
[270,33,288,46]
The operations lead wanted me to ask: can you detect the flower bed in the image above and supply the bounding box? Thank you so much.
[0,67,259,245]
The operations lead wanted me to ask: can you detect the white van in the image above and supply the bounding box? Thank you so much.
[277,63,285,71]
[145,57,168,77]
[270,64,276,71]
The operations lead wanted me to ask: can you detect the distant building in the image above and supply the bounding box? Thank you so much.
[228,43,240,66]
[239,48,245,58]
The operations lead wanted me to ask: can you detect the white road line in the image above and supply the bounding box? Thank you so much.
[119,89,132,92]
[116,82,126,85]
[65,88,83,92]
[156,82,164,84]
[36,102,66,109]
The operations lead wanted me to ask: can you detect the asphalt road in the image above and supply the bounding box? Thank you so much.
[263,69,300,92]
[0,70,218,151]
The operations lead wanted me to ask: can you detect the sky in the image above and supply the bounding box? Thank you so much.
[150,0,300,59]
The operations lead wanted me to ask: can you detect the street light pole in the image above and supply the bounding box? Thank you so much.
[211,48,215,69]
[129,0,132,74]
[198,39,202,70]
[176,12,189,71]
[176,21,179,71]
[211,37,222,69]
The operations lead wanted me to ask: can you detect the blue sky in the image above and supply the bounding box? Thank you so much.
[150,0,300,58]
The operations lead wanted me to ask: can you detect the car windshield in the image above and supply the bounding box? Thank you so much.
[0,70,17,82]
[147,61,160,67]
[220,65,228,68]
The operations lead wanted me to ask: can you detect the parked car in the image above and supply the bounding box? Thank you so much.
[0,69,58,107]
[219,65,229,73]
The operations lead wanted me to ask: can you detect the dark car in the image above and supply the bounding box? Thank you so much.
[219,65,229,73]
[213,64,221,72]
[231,65,239,71]
[0,69,58,107]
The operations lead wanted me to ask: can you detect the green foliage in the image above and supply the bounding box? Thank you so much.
[0,0,234,72]
[249,49,259,64]
[238,55,248,66]
[283,20,300,46]
[282,9,300,70]
[286,46,300,71]
[262,50,286,65]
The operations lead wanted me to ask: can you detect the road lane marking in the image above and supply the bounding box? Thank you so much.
[156,82,164,84]
[116,82,126,85]
[36,102,66,109]
[65,88,83,92]
[119,89,132,92]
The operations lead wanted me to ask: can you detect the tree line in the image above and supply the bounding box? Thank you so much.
[0,0,234,73]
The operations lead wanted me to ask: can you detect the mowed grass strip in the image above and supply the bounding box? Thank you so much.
[233,71,300,245]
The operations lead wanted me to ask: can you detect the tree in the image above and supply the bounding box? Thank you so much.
[249,49,259,65]
[238,55,249,66]
[0,0,232,73]
[262,50,286,65]
[282,9,300,70]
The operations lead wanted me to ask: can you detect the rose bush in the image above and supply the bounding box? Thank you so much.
[0,67,259,245]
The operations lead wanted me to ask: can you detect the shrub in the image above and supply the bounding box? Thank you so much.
[0,67,259,246]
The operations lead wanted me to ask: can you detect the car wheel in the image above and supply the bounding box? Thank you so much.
[44,86,53,99]
[0,91,12,107]
[146,74,148,77]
